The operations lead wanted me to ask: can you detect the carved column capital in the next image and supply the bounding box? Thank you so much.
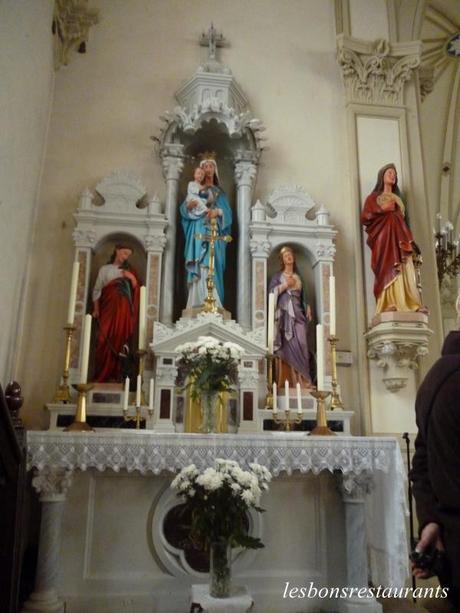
[336,34,422,105]
[337,471,375,502]
[72,228,97,248]
[32,467,73,502]
[234,159,258,189]
[160,145,185,181]
[144,233,167,253]
[249,237,271,258]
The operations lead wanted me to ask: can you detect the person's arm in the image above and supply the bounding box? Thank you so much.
[122,269,138,288]
[410,429,441,531]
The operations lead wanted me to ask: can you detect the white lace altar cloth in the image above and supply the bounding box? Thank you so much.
[26,431,408,589]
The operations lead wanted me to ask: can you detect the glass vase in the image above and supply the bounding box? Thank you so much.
[200,391,219,433]
[209,539,232,598]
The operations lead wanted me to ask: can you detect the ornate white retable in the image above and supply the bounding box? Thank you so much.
[24,431,409,613]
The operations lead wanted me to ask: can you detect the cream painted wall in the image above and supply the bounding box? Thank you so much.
[18,0,363,428]
[0,0,55,386]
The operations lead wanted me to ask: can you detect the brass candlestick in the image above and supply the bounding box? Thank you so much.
[54,324,76,403]
[123,403,154,430]
[137,349,147,406]
[328,335,344,410]
[310,390,335,436]
[265,353,274,409]
[64,383,95,432]
[272,408,303,432]
[196,217,232,314]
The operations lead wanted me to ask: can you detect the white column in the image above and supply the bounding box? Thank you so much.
[22,468,73,613]
[159,145,185,325]
[234,156,257,330]
[337,473,382,613]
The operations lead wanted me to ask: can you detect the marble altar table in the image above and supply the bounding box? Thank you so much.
[24,431,409,613]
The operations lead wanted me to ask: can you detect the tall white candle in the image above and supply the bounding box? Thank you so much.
[316,324,324,391]
[138,286,147,350]
[136,374,142,407]
[149,378,154,412]
[123,377,130,411]
[272,382,278,413]
[284,379,289,412]
[80,314,92,384]
[296,382,302,414]
[329,275,336,337]
[67,261,80,325]
[267,293,275,354]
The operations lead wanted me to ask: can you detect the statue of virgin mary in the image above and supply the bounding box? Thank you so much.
[179,157,232,309]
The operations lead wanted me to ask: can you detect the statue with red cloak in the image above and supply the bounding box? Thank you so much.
[92,244,140,382]
[361,163,426,315]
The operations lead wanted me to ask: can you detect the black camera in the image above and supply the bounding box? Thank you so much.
[410,546,446,576]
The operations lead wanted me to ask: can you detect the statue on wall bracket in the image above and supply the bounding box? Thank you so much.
[361,163,428,319]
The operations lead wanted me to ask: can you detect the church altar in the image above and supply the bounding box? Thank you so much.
[25,431,408,613]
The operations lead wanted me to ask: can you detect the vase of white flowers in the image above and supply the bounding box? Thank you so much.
[175,337,244,433]
[170,459,272,598]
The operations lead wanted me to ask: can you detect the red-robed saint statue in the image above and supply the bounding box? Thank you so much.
[92,244,140,382]
[361,163,426,315]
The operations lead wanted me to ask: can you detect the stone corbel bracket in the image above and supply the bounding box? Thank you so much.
[336,34,422,105]
[53,0,99,70]
[366,318,432,393]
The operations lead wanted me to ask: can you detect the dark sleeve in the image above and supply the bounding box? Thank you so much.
[410,413,440,532]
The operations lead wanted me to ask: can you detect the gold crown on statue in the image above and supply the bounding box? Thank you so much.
[198,151,217,162]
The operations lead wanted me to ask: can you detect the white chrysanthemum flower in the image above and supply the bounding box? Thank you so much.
[183,464,198,476]
[241,489,255,505]
[189,488,196,497]
[196,468,224,491]
[231,482,242,492]
[178,479,190,491]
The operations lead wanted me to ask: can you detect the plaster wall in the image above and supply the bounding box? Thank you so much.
[18,0,360,429]
[0,0,55,385]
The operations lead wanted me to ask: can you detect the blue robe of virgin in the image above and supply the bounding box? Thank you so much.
[180,185,232,305]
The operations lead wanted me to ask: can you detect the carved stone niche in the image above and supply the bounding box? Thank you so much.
[366,314,432,393]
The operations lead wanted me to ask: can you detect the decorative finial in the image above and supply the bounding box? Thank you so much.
[199,23,227,61]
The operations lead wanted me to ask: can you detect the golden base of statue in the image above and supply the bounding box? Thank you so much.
[181,306,232,320]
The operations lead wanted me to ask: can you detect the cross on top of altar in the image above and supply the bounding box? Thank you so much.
[199,23,228,62]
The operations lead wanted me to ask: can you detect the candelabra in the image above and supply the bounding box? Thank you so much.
[123,401,154,430]
[309,390,335,436]
[434,214,460,285]
[272,408,303,432]
[196,217,232,314]
[54,324,76,403]
[328,336,344,410]
[64,383,94,432]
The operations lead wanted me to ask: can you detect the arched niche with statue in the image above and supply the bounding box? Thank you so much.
[249,185,337,382]
[69,170,167,390]
[154,26,267,328]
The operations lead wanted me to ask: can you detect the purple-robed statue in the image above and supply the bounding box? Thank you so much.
[269,246,312,389]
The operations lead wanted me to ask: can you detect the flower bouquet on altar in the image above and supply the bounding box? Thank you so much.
[171,459,272,598]
[175,336,244,433]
